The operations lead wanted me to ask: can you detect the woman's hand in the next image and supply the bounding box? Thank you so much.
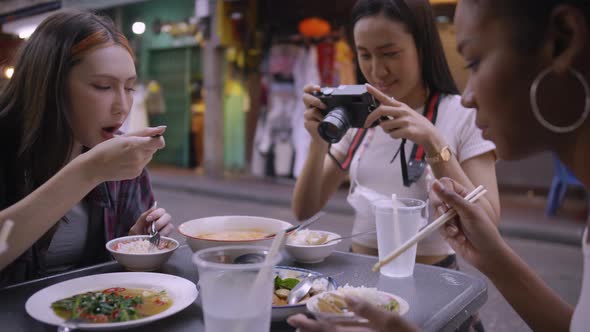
[287,297,419,332]
[83,126,166,183]
[363,84,445,153]
[128,204,174,236]
[302,83,329,145]
[430,178,507,273]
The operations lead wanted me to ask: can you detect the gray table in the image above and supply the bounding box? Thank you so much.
[0,246,487,332]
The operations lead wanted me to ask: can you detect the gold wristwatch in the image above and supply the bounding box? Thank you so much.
[425,145,452,164]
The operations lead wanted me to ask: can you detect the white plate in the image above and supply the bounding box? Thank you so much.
[307,289,409,322]
[272,266,338,321]
[25,272,198,330]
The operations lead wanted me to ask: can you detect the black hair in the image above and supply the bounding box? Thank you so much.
[475,0,590,54]
[351,0,459,95]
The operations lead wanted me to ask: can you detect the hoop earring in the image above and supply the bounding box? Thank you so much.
[530,67,590,134]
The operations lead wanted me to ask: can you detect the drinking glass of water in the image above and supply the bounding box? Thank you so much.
[373,197,426,278]
[193,245,281,332]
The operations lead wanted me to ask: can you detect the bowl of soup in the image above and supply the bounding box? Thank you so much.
[178,216,293,252]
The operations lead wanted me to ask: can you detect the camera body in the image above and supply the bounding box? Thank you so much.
[312,85,380,143]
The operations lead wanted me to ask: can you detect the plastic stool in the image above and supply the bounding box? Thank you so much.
[546,155,586,216]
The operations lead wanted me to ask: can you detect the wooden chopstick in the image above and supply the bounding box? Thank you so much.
[372,185,486,272]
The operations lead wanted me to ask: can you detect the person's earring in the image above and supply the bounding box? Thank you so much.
[530,67,590,133]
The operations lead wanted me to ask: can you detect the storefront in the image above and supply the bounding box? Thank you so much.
[117,0,255,172]
[112,0,203,168]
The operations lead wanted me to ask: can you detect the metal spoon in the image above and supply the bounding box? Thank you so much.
[321,230,377,245]
[287,272,343,305]
[233,253,266,264]
[264,211,326,239]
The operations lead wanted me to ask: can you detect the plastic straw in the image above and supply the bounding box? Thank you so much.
[255,228,285,286]
[0,220,14,255]
[391,193,401,256]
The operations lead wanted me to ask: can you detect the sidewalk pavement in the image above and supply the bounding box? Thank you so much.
[148,166,587,247]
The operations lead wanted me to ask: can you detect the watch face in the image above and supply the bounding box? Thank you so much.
[441,147,451,161]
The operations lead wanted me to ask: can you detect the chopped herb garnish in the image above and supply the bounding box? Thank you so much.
[274,276,300,290]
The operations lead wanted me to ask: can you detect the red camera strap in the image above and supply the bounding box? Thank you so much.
[331,91,441,174]
[339,127,368,170]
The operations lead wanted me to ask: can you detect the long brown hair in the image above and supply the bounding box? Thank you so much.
[351,0,459,95]
[0,9,134,205]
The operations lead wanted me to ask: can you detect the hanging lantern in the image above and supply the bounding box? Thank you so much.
[298,17,331,38]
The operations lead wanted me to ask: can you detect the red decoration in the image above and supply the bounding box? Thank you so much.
[298,17,331,38]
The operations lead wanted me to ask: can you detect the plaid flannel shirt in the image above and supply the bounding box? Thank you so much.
[0,169,154,288]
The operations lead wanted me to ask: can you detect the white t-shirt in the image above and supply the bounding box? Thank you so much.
[331,94,495,255]
[571,228,590,332]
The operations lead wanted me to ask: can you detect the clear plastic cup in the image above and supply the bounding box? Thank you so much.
[373,198,426,278]
[193,245,281,332]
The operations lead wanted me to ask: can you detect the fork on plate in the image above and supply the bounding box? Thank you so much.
[148,201,160,248]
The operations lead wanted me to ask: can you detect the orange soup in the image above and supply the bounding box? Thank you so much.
[197,230,270,241]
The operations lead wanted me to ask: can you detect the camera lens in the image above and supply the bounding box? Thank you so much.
[318,107,350,143]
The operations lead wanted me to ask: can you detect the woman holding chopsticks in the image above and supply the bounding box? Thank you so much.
[289,0,590,331]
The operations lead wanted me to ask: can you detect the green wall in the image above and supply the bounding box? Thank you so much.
[121,0,200,167]
[121,0,196,78]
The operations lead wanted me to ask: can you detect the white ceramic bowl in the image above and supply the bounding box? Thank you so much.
[178,215,293,252]
[285,230,341,264]
[106,235,179,271]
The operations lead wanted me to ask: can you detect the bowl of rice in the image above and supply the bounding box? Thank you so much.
[306,285,409,322]
[285,230,340,264]
[106,235,179,271]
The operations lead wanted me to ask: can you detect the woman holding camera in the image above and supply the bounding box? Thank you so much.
[292,1,499,328]
[294,0,498,258]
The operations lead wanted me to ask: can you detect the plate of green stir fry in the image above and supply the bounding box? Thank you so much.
[25,272,197,330]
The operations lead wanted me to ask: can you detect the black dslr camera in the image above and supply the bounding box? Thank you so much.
[312,85,380,143]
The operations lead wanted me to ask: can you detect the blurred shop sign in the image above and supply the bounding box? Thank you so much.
[2,10,54,38]
[0,0,58,23]
[0,0,56,15]
[61,0,149,10]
